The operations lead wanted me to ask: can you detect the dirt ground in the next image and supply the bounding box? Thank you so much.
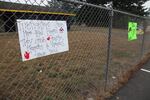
[0,26,149,100]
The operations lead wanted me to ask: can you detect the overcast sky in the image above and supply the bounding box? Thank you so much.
[0,0,49,6]
[1,0,150,8]
[143,0,150,9]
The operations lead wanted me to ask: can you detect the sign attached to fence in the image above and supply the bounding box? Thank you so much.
[17,20,69,61]
[128,22,137,41]
[137,25,144,35]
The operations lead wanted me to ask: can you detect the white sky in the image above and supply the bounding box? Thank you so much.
[1,0,150,8]
[143,0,150,9]
[0,0,49,6]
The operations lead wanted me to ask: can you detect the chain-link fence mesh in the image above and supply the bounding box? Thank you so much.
[107,11,146,90]
[143,20,150,55]
[0,0,150,100]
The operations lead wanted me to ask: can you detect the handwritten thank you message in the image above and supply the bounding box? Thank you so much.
[17,20,69,61]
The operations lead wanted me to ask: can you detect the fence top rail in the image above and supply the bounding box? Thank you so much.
[62,0,150,20]
[0,8,76,16]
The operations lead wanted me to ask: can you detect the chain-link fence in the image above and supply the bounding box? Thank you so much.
[0,0,150,100]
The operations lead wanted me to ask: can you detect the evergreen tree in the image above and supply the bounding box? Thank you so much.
[85,0,149,16]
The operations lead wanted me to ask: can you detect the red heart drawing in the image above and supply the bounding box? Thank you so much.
[47,36,52,41]
[24,51,30,59]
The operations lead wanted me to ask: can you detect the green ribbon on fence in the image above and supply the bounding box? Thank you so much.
[128,22,137,41]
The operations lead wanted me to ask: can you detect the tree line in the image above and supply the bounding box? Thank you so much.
[48,0,149,28]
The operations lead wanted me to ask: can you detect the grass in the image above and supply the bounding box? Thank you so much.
[44,96,53,100]
[48,71,59,78]
[0,26,149,100]
[59,71,73,79]
[112,50,132,58]
[48,63,55,69]
[67,66,87,75]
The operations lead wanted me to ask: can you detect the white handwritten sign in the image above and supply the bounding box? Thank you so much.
[17,20,69,61]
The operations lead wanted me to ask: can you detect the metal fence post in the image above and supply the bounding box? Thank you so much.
[104,3,114,91]
[140,19,146,59]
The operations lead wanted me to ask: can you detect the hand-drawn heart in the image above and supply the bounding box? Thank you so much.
[24,51,30,59]
[47,36,52,41]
